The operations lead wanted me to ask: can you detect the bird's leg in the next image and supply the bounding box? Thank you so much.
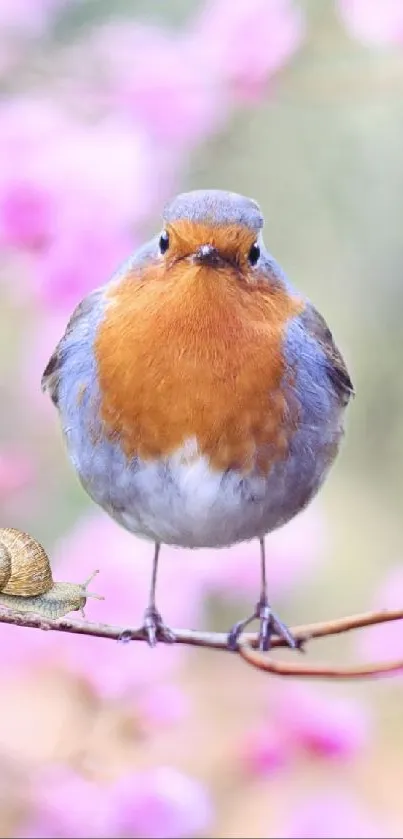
[141,543,175,647]
[227,538,301,652]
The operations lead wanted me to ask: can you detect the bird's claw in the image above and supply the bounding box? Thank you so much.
[142,606,176,647]
[227,599,301,652]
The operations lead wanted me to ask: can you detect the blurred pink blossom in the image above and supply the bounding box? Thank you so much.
[20,767,117,839]
[0,179,57,252]
[279,790,397,839]
[35,220,132,312]
[0,0,64,35]
[0,449,34,499]
[0,99,158,309]
[190,0,304,101]
[22,766,213,839]
[82,1,303,147]
[87,22,227,150]
[194,502,326,600]
[240,724,290,775]
[0,448,37,523]
[136,682,190,729]
[0,622,51,673]
[240,683,369,776]
[0,99,67,251]
[272,683,370,760]
[356,565,403,667]
[111,766,213,839]
[37,115,157,230]
[338,0,403,46]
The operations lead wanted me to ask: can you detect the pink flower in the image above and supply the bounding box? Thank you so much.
[0,622,52,673]
[239,724,290,775]
[110,767,213,839]
[0,0,63,35]
[0,448,37,522]
[35,220,133,312]
[272,683,370,760]
[136,683,190,729]
[190,0,304,101]
[45,513,207,698]
[0,99,158,308]
[279,790,397,839]
[0,99,68,251]
[239,683,369,777]
[83,21,226,150]
[0,179,57,251]
[356,566,403,666]
[338,0,403,46]
[0,449,34,499]
[19,767,116,838]
[36,114,157,231]
[22,766,213,839]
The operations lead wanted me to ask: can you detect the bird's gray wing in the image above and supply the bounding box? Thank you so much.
[41,288,104,407]
[300,304,355,406]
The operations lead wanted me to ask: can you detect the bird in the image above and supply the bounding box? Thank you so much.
[42,189,354,652]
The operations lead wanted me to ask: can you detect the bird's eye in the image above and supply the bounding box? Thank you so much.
[159,230,169,254]
[248,242,260,266]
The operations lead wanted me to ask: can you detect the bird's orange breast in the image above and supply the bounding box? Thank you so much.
[94,255,303,475]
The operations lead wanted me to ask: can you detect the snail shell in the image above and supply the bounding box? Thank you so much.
[0,528,102,619]
[0,528,53,596]
[0,542,11,588]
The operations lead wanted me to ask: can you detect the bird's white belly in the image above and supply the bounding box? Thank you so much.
[79,434,329,549]
[121,461,246,547]
[113,451,270,547]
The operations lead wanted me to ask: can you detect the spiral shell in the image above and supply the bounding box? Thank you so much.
[0,528,53,596]
[0,542,11,589]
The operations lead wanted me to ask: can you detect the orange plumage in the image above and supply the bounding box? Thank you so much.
[94,222,303,474]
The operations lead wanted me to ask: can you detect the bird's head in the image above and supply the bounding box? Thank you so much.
[158,189,265,283]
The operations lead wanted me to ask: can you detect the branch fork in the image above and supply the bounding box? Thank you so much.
[0,606,402,680]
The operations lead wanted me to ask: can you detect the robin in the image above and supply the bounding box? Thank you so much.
[42,189,354,651]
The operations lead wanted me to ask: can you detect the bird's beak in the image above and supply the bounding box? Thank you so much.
[192,244,226,267]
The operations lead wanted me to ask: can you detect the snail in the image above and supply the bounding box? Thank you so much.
[0,528,103,619]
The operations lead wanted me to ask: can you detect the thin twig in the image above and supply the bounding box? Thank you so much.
[239,644,403,680]
[279,608,403,646]
[0,606,402,679]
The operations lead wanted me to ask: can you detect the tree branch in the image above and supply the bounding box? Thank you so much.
[0,606,402,679]
[239,642,403,680]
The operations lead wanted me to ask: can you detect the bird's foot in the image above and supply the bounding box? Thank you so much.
[141,606,176,647]
[227,598,302,652]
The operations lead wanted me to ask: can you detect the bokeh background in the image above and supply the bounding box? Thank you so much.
[0,0,403,836]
